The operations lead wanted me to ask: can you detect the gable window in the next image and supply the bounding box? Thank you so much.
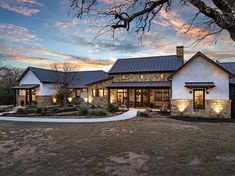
[193,89,205,109]
[92,89,98,97]
[140,74,144,79]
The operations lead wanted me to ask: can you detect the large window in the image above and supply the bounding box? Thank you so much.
[117,89,127,104]
[193,89,205,109]
[154,89,170,101]
[92,89,107,97]
[76,89,82,97]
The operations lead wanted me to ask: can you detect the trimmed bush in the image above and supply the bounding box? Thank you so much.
[17,108,27,114]
[36,107,47,115]
[106,103,119,113]
[89,108,106,116]
[80,103,89,115]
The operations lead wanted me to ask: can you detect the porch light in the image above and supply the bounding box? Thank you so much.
[189,88,192,94]
[67,97,73,103]
[83,98,88,102]
[52,97,57,104]
[206,88,210,94]
[210,100,226,114]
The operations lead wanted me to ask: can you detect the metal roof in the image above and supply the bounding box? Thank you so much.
[106,81,171,88]
[220,62,235,85]
[18,67,109,88]
[109,55,183,74]
[12,84,39,89]
[185,82,215,88]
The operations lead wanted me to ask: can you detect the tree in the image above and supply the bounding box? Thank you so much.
[51,63,76,107]
[0,65,23,105]
[70,0,235,42]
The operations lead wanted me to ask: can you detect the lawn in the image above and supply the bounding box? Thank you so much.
[0,117,235,176]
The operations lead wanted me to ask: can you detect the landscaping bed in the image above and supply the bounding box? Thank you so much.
[1,103,126,118]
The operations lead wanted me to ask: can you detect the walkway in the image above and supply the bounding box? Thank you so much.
[0,109,138,123]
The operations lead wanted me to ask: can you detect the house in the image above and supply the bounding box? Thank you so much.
[13,46,235,118]
[168,52,234,118]
[12,67,109,106]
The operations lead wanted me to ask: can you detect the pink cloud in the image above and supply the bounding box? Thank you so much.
[54,19,78,30]
[0,0,43,16]
[0,23,39,43]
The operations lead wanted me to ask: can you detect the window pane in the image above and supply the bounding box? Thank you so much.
[99,89,103,97]
[92,89,96,97]
[104,89,108,96]
[194,90,205,109]
[76,89,81,97]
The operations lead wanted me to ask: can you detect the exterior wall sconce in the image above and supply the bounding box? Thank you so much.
[52,97,57,104]
[189,88,192,94]
[206,88,210,94]
[67,97,73,103]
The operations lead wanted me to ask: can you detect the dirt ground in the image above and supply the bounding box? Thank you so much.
[0,117,235,176]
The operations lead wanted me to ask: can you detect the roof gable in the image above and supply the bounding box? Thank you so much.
[168,52,234,80]
[109,55,183,74]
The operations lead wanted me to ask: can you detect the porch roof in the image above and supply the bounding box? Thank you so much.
[184,82,215,88]
[106,81,171,88]
[12,84,39,89]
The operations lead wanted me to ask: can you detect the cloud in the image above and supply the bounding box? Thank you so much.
[54,19,78,30]
[0,23,39,43]
[0,0,43,16]
[0,45,114,70]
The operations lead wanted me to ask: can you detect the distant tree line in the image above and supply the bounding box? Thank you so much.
[0,64,23,105]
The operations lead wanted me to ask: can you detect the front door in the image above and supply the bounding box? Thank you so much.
[135,89,149,107]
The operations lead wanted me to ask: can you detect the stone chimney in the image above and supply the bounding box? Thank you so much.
[176,46,184,59]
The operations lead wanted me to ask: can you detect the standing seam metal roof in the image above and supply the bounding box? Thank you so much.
[109,55,183,74]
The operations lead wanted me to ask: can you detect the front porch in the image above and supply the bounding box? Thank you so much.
[107,81,171,109]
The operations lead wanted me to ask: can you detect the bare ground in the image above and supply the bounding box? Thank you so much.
[0,117,235,176]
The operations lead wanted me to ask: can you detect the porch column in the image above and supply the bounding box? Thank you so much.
[25,89,28,105]
[29,89,32,106]
[127,89,130,109]
[108,88,110,103]
[13,89,16,107]
[148,88,150,107]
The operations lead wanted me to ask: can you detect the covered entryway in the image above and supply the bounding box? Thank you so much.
[12,84,39,106]
[107,81,171,109]
[230,85,235,118]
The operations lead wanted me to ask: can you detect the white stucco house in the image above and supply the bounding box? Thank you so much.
[13,47,235,118]
[169,52,234,118]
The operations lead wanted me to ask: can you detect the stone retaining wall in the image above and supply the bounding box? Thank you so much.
[171,99,231,118]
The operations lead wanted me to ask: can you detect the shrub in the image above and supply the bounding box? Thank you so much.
[89,108,106,116]
[106,103,119,113]
[36,107,47,115]
[80,103,89,115]
[17,108,27,114]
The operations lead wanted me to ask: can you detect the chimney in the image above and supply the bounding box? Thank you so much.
[176,46,184,59]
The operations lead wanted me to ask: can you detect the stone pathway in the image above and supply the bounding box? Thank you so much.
[0,109,138,123]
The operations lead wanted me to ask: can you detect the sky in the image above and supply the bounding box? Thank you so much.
[0,0,234,71]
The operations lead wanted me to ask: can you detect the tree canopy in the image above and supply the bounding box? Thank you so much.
[70,0,235,42]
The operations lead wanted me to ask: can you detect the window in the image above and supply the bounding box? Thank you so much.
[140,74,144,79]
[193,89,205,109]
[121,75,127,80]
[99,89,104,97]
[154,89,170,101]
[92,89,107,97]
[104,89,108,96]
[117,89,127,104]
[76,89,82,97]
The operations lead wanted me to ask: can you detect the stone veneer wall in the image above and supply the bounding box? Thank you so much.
[37,96,53,106]
[171,99,231,118]
[112,73,172,82]
[87,79,112,107]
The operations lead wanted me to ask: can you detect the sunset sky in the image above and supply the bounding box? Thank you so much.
[0,0,234,71]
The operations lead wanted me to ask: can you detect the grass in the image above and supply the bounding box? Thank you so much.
[0,117,235,175]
